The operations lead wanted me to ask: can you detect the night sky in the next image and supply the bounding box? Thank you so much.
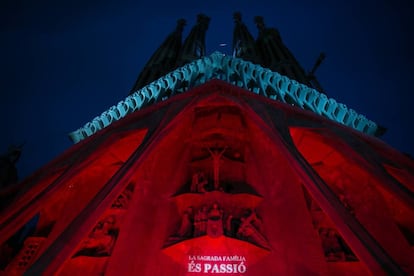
[1,0,413,180]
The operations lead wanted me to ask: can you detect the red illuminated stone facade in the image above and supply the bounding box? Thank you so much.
[1,80,413,275]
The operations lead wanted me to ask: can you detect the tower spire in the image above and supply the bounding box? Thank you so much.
[0,144,23,210]
[254,16,323,92]
[176,14,210,66]
[130,19,186,94]
[232,12,260,64]
[307,52,326,93]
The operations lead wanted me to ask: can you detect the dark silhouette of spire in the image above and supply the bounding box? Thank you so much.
[176,14,210,66]
[307,52,326,93]
[232,12,260,64]
[254,16,324,93]
[130,14,326,95]
[0,145,23,209]
[130,19,186,94]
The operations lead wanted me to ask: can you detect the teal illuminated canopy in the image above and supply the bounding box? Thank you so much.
[69,52,383,143]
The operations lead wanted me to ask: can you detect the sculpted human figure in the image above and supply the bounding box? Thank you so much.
[319,228,345,261]
[191,171,208,193]
[191,172,199,192]
[75,215,118,257]
[112,183,134,209]
[248,209,263,231]
[207,147,226,190]
[178,206,194,238]
[207,203,224,237]
[329,170,355,215]
[197,172,208,192]
[237,210,268,248]
[194,205,208,236]
[225,214,234,236]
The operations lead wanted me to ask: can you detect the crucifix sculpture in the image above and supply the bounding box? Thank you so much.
[207,146,227,190]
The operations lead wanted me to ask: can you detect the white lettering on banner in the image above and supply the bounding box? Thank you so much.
[187,256,247,274]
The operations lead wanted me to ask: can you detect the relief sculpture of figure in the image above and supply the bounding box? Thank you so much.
[74,215,118,257]
[191,171,208,193]
[207,147,227,191]
[197,172,208,193]
[319,228,345,262]
[194,205,208,236]
[207,203,224,237]
[225,214,234,236]
[191,172,199,192]
[111,183,134,209]
[237,209,268,248]
[330,170,355,215]
[178,207,194,238]
[338,193,355,215]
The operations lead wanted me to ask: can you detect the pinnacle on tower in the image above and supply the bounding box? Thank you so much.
[176,14,210,66]
[254,16,322,92]
[130,19,186,94]
[232,12,260,64]
[0,146,22,210]
[307,52,326,93]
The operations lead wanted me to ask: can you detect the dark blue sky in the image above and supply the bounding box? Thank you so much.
[1,0,413,179]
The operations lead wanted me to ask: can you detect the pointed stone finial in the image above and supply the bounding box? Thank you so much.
[233,12,242,23]
[129,19,186,93]
[232,12,260,64]
[196,13,210,29]
[6,144,23,164]
[176,18,186,33]
[254,15,312,88]
[0,144,23,201]
[254,16,265,32]
[176,14,210,66]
